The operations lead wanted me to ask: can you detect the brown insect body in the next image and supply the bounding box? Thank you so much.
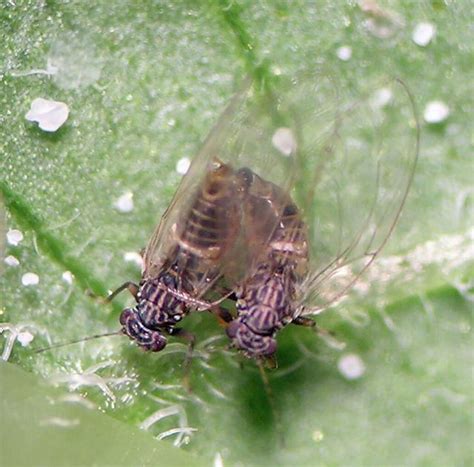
[223,75,419,362]
[120,160,240,351]
[227,168,309,358]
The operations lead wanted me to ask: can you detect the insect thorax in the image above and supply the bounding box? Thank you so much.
[226,264,298,358]
[136,273,188,328]
[236,264,297,333]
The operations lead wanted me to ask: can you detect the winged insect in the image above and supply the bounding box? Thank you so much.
[34,87,253,360]
[113,157,241,353]
[226,168,309,361]
[223,74,419,365]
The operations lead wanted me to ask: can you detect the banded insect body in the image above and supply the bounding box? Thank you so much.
[227,169,308,358]
[222,73,418,362]
[39,74,417,371]
[119,159,240,351]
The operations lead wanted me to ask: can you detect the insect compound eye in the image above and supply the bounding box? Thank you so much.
[245,333,277,358]
[259,336,277,357]
[143,331,167,352]
[236,167,253,191]
[119,308,135,326]
[226,320,277,358]
[282,203,298,216]
[119,307,167,352]
[226,319,240,339]
[226,320,253,351]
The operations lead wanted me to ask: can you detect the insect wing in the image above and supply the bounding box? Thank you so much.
[226,73,349,279]
[170,81,304,283]
[294,75,419,314]
[142,83,252,279]
[214,78,324,281]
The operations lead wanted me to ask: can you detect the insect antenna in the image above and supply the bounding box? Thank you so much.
[34,330,122,354]
[257,359,285,447]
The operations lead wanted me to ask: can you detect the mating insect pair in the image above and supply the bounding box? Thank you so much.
[109,72,419,367]
[113,158,307,366]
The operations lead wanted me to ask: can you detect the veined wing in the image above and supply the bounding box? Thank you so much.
[234,167,308,278]
[293,75,419,315]
[143,76,300,282]
[213,73,346,283]
[148,77,305,283]
[142,80,252,279]
[223,72,348,280]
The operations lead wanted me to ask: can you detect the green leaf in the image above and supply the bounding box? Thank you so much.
[0,361,204,467]
[1,1,472,466]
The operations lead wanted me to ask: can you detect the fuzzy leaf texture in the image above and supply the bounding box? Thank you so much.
[0,2,472,466]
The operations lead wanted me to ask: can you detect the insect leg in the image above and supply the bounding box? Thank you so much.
[165,286,235,312]
[257,359,285,447]
[106,282,140,302]
[292,316,316,327]
[212,284,237,302]
[210,306,234,326]
[292,317,346,350]
[171,328,196,392]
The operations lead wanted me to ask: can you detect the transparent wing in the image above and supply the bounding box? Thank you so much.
[292,74,419,315]
[222,73,352,281]
[207,73,356,283]
[142,81,250,278]
[143,77,299,280]
[209,75,333,282]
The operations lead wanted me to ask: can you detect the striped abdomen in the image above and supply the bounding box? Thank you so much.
[172,161,240,291]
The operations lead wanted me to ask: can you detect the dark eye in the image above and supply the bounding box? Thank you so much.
[236,167,253,190]
[283,203,298,216]
[226,320,241,339]
[161,274,176,288]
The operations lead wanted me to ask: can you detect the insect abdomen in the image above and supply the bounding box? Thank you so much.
[175,162,240,263]
[237,167,308,270]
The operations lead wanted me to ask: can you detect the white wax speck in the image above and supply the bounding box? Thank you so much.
[213,452,224,467]
[22,272,40,286]
[114,191,134,213]
[412,22,436,47]
[39,417,80,428]
[336,45,352,61]
[7,229,24,246]
[424,100,450,123]
[312,430,324,442]
[17,331,34,347]
[123,251,144,269]
[62,271,74,284]
[272,127,297,157]
[25,97,69,132]
[338,353,366,380]
[371,87,393,108]
[4,255,20,267]
[176,157,191,175]
[271,65,282,76]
